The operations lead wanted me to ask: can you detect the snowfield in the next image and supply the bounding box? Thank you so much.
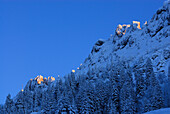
[144,108,170,114]
[31,112,39,114]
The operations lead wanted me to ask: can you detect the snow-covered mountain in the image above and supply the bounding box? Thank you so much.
[1,0,170,114]
[76,0,170,77]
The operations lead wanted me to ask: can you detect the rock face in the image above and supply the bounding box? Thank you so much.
[77,0,170,77]
[91,39,105,53]
[115,24,131,37]
[115,21,141,37]
[147,1,170,37]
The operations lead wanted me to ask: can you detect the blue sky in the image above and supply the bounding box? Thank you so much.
[0,0,165,104]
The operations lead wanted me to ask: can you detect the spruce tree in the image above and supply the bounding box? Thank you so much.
[144,58,163,112]
[109,69,119,113]
[135,69,145,113]
[120,67,136,113]
[15,92,25,114]
[0,105,4,114]
[4,94,14,113]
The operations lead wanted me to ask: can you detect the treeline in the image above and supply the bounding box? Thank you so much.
[1,58,170,114]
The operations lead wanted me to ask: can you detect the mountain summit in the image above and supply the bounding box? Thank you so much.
[1,1,170,114]
[77,0,169,77]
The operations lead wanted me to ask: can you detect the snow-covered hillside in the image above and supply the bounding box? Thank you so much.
[76,0,170,77]
[1,0,170,114]
[144,108,170,114]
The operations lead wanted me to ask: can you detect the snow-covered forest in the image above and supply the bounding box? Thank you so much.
[1,0,170,114]
[1,59,170,114]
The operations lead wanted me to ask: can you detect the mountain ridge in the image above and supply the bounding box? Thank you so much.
[76,0,170,77]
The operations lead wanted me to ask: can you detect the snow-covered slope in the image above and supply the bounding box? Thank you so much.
[144,108,170,114]
[31,112,39,114]
[75,0,170,77]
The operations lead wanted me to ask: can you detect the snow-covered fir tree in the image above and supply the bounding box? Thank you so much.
[144,58,164,112]
[4,94,14,113]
